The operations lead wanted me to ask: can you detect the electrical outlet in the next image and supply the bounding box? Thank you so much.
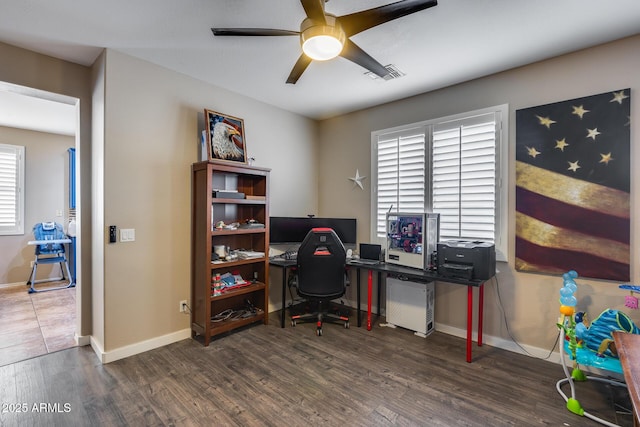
[179,300,188,313]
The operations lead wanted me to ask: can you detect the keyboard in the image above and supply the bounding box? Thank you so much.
[282,250,297,260]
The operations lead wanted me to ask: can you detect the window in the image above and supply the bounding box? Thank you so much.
[375,127,426,236]
[371,105,508,261]
[0,144,25,235]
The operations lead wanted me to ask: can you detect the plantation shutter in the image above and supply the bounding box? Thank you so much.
[0,144,25,235]
[432,113,496,243]
[375,127,426,237]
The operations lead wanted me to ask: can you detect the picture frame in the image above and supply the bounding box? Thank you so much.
[204,109,247,164]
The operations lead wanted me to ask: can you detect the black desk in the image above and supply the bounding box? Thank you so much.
[269,258,490,363]
[269,257,298,330]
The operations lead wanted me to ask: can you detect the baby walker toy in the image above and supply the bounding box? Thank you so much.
[556,270,639,427]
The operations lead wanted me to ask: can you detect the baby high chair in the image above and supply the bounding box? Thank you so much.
[27,222,74,293]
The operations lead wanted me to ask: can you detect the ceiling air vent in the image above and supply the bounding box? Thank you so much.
[365,64,405,81]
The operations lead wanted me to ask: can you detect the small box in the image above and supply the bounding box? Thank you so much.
[212,191,245,199]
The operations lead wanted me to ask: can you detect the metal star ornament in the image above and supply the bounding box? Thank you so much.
[349,169,367,190]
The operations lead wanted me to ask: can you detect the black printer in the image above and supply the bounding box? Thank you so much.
[437,240,496,281]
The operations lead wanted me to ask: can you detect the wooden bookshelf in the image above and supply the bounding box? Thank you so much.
[191,161,270,345]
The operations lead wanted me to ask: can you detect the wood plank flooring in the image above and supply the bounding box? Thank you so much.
[0,311,633,426]
[0,283,76,367]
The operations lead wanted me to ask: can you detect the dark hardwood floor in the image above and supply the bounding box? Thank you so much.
[0,311,633,426]
[0,283,76,367]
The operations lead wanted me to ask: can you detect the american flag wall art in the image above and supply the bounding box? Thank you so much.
[515,89,631,281]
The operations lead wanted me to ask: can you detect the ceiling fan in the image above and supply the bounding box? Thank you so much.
[211,0,438,84]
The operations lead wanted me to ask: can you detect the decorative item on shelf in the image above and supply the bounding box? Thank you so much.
[205,109,247,164]
[214,221,239,230]
[211,272,251,293]
[225,251,238,261]
[213,245,227,259]
[212,273,223,297]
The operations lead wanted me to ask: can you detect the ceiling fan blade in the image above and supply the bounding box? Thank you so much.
[286,54,313,84]
[340,39,388,78]
[337,0,437,37]
[212,28,299,36]
[300,0,326,23]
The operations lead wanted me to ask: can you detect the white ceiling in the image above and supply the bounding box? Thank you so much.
[0,0,639,127]
[0,88,76,136]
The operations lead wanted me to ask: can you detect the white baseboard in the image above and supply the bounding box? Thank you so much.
[435,323,560,360]
[434,323,624,380]
[89,336,105,361]
[75,333,91,347]
[0,281,26,289]
[90,328,192,364]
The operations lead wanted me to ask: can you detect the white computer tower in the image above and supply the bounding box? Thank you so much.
[386,277,435,337]
[385,212,439,270]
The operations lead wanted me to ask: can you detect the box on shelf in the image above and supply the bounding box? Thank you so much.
[213,190,245,199]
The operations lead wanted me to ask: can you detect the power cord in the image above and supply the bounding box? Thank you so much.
[494,274,559,360]
[210,301,263,322]
[211,309,246,322]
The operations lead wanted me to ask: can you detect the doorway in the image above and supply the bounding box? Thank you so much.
[0,82,81,366]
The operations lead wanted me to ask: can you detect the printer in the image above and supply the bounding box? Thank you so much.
[437,240,496,281]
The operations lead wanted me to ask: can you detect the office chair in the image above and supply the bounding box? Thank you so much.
[27,222,74,293]
[290,228,349,336]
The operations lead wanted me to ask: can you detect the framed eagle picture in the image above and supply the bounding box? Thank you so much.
[204,109,247,164]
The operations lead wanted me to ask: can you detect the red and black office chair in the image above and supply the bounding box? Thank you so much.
[291,228,349,336]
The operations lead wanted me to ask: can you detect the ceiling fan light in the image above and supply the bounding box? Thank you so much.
[301,24,345,61]
[303,36,342,60]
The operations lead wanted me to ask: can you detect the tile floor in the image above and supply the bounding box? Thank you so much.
[0,282,76,367]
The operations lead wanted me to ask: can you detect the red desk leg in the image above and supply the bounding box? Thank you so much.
[478,283,484,347]
[466,285,473,363]
[367,270,373,331]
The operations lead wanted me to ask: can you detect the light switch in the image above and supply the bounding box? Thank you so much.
[120,228,135,242]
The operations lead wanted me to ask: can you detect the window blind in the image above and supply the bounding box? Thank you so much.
[375,127,426,237]
[432,113,496,243]
[0,144,25,235]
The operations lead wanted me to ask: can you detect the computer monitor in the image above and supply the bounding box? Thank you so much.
[269,217,356,245]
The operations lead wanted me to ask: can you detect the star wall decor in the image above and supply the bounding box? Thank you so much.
[348,169,366,190]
